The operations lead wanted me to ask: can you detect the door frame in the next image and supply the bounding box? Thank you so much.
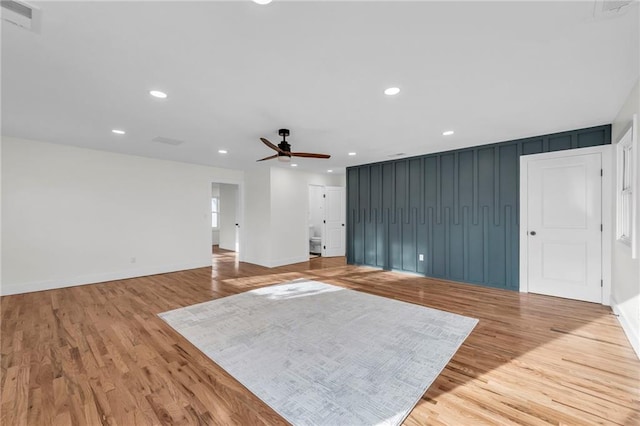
[519,145,612,305]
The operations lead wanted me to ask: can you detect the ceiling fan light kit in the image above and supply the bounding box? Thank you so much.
[277,153,291,163]
[257,128,330,163]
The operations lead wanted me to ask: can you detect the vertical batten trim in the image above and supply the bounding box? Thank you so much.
[444,207,450,278]
[482,206,490,284]
[420,158,425,224]
[436,156,442,224]
[473,149,479,225]
[405,161,410,224]
[505,204,512,288]
[454,151,460,225]
[494,146,501,226]
[463,206,469,282]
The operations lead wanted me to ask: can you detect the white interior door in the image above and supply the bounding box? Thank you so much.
[526,152,602,303]
[323,186,345,257]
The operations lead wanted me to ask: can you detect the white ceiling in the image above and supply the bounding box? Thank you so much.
[2,1,638,174]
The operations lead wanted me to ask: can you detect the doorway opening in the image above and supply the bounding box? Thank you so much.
[308,184,324,258]
[211,182,240,255]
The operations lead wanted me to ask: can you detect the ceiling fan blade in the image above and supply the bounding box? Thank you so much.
[260,138,283,153]
[256,154,279,162]
[291,152,331,159]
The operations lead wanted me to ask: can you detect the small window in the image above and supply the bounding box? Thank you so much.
[616,116,637,255]
[212,197,220,228]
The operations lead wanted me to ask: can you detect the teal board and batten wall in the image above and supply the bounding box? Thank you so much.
[346,125,611,290]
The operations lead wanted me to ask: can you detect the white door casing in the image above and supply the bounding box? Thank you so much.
[323,186,345,257]
[520,146,612,305]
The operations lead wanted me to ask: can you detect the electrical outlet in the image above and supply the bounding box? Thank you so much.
[418,254,424,261]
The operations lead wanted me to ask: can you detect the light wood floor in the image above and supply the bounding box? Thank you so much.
[2,249,639,425]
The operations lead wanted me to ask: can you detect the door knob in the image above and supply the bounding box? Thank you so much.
[530,231,536,236]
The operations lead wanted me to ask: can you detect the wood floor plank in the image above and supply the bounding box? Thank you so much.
[1,249,639,425]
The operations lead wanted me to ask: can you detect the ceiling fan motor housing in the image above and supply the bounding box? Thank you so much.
[278,141,291,152]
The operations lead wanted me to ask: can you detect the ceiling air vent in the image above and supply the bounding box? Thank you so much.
[1,0,40,32]
[152,136,185,146]
[601,0,632,12]
[593,0,633,18]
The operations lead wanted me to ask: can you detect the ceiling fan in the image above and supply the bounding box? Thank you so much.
[257,129,331,162]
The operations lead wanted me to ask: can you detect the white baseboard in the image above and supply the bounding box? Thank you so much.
[242,255,271,268]
[269,255,310,268]
[611,294,640,359]
[243,254,310,269]
[0,261,212,296]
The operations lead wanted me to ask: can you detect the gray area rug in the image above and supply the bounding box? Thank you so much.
[159,280,478,426]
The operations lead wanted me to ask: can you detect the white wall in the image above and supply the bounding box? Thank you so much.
[269,168,310,266]
[1,137,243,295]
[308,185,324,238]
[610,79,640,357]
[243,168,272,267]
[219,183,238,251]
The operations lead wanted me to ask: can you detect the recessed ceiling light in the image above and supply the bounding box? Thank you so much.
[291,163,298,167]
[327,170,333,173]
[111,129,125,135]
[218,149,227,154]
[253,0,272,4]
[442,130,455,136]
[149,90,167,99]
[348,152,356,156]
[384,87,400,96]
